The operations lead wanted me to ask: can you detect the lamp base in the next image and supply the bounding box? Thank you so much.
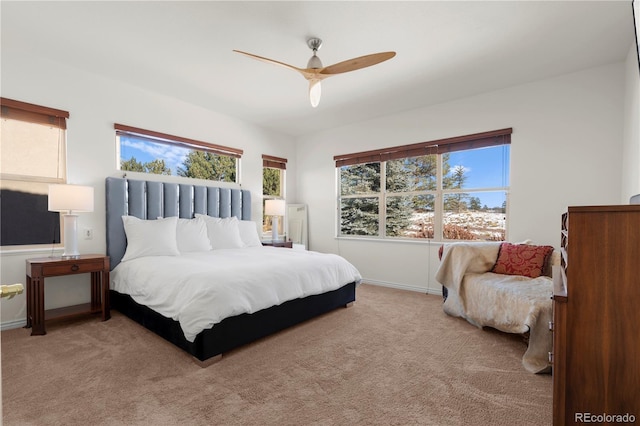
[271,216,280,243]
[62,214,80,258]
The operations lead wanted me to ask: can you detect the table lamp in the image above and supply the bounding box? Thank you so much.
[264,199,286,242]
[48,184,94,258]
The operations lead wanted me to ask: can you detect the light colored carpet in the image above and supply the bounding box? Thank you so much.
[1,284,551,425]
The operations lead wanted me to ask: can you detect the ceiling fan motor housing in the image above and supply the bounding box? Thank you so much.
[307,38,323,69]
[307,38,322,51]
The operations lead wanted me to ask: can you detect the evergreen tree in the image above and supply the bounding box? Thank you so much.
[263,167,281,196]
[177,151,236,182]
[409,155,438,191]
[341,198,379,236]
[444,165,469,212]
[340,163,380,235]
[122,156,171,175]
[121,157,144,172]
[450,165,466,188]
[144,159,171,175]
[441,153,453,188]
[340,163,380,195]
[469,196,481,211]
[385,160,414,236]
[409,155,437,213]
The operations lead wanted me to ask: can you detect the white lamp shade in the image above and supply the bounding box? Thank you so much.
[48,184,94,213]
[265,199,286,216]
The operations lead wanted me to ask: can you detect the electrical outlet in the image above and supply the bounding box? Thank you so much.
[84,228,93,240]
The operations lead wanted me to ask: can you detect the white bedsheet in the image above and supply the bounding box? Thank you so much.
[111,247,362,342]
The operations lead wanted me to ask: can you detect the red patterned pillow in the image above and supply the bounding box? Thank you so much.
[491,243,554,278]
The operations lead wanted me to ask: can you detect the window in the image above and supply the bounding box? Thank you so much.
[1,98,69,247]
[115,124,242,183]
[336,128,511,241]
[262,155,286,237]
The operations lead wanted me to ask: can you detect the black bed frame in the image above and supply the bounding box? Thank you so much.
[105,177,356,363]
[110,283,355,362]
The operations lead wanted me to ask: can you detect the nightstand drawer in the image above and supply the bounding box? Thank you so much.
[41,260,104,276]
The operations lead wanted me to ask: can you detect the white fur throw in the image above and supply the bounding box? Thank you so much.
[435,242,553,374]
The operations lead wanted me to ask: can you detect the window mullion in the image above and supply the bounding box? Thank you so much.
[435,154,443,241]
[380,161,386,238]
[336,167,341,237]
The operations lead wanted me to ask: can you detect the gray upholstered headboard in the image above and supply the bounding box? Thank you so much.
[106,177,251,270]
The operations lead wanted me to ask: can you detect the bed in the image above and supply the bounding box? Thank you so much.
[106,176,360,364]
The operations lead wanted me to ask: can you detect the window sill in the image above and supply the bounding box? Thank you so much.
[0,247,64,257]
[335,236,498,245]
[335,236,440,245]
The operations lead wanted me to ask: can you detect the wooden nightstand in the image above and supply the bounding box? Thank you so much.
[262,241,293,248]
[25,254,110,335]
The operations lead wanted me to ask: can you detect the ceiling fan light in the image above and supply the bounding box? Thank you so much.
[309,80,322,108]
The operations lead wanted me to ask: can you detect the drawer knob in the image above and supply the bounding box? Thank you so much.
[71,264,79,272]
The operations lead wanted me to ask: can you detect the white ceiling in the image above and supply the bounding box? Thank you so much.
[1,1,635,137]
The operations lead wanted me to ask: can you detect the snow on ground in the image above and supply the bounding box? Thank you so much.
[404,211,505,240]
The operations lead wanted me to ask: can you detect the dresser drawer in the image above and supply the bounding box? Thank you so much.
[41,260,105,276]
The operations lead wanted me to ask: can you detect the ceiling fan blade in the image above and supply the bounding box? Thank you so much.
[233,50,305,74]
[319,51,396,75]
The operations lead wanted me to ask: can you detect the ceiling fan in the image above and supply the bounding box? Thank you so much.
[233,38,396,108]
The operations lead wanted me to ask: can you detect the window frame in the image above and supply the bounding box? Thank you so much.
[335,128,511,242]
[262,155,287,239]
[115,123,243,184]
[1,97,69,249]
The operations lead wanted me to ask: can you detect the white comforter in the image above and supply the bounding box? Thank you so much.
[111,247,362,342]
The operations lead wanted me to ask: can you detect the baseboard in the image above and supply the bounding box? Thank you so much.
[1,319,27,331]
[361,279,442,295]
[0,284,440,330]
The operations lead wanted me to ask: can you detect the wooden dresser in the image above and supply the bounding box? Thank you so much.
[552,205,640,425]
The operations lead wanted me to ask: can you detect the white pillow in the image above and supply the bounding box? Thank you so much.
[195,214,244,250]
[177,217,212,253]
[238,220,263,247]
[121,216,180,262]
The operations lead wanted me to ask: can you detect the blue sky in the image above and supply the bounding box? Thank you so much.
[448,145,510,208]
[120,135,190,175]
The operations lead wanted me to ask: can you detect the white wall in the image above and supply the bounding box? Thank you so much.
[621,43,640,202]
[0,50,297,326]
[1,50,634,324]
[296,63,627,294]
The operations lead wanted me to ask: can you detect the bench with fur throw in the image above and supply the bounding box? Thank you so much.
[435,241,556,374]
